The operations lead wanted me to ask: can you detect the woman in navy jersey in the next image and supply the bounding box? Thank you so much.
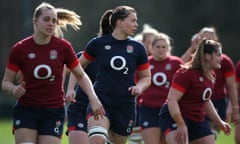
[140,32,183,144]
[65,11,112,143]
[76,5,151,144]
[159,39,231,144]
[1,2,104,144]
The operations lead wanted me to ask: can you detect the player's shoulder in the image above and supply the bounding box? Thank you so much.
[11,36,34,52]
[176,67,196,76]
[52,36,72,46]
[86,35,111,46]
[76,51,83,58]
[169,55,182,60]
[168,55,184,63]
[14,36,33,46]
[128,36,144,47]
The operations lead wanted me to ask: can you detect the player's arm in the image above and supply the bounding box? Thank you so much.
[65,65,78,103]
[129,68,151,96]
[167,87,188,143]
[2,69,25,98]
[205,100,231,135]
[70,62,105,120]
[167,87,185,128]
[79,54,91,69]
[225,75,240,123]
[65,55,91,103]
[181,33,200,63]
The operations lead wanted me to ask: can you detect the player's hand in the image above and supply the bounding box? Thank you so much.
[217,120,231,135]
[175,125,188,144]
[89,98,105,120]
[65,90,76,103]
[128,85,143,96]
[12,81,26,98]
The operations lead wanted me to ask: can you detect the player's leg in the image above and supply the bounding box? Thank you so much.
[15,128,38,144]
[38,107,65,144]
[38,135,61,144]
[235,123,240,144]
[128,105,143,144]
[69,131,89,144]
[109,130,128,144]
[87,116,110,144]
[13,105,38,143]
[140,106,161,144]
[67,103,89,144]
[108,104,136,144]
[142,127,161,144]
[128,126,143,144]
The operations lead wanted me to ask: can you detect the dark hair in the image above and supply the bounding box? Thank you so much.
[98,9,113,36]
[98,5,136,35]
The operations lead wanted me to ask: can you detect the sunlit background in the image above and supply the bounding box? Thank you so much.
[1,0,240,117]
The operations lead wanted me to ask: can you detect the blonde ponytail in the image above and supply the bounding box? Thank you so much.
[55,8,82,37]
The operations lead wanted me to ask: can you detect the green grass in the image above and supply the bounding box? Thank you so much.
[0,118,235,144]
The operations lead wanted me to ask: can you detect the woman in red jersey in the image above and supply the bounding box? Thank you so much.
[159,39,231,144]
[129,23,159,144]
[234,61,240,144]
[1,2,104,144]
[181,26,240,139]
[140,32,183,144]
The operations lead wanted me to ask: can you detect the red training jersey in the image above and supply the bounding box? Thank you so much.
[212,54,235,100]
[236,60,240,83]
[141,55,183,108]
[7,36,79,108]
[171,68,215,122]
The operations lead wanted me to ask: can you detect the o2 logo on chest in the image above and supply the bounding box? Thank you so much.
[202,88,212,101]
[152,72,170,88]
[33,64,56,81]
[110,56,129,74]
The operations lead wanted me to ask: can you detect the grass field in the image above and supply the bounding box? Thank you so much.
[0,118,235,144]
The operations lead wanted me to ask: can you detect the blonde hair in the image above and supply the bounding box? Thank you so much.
[134,23,158,41]
[142,24,158,34]
[199,26,218,41]
[33,2,82,37]
[55,8,82,37]
[151,32,172,53]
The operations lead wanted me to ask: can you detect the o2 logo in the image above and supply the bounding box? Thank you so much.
[33,64,55,81]
[110,56,129,74]
[202,88,212,101]
[152,72,169,88]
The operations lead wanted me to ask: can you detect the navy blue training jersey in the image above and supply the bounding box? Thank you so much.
[83,34,149,106]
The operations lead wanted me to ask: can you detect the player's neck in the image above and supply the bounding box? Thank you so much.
[112,30,128,40]
[33,33,52,45]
